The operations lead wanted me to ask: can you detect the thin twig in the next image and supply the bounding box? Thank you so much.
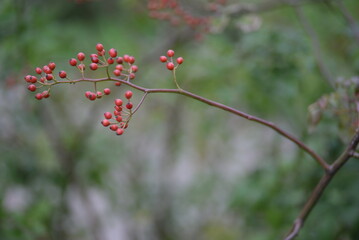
[284,128,359,240]
[46,77,329,170]
[336,1,359,46]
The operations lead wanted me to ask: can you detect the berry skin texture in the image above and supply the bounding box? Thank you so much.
[28,84,36,92]
[123,55,130,62]
[46,74,54,80]
[69,58,77,66]
[90,63,98,70]
[107,57,114,64]
[113,69,121,76]
[103,88,111,95]
[131,65,138,72]
[116,57,123,64]
[42,91,50,98]
[35,67,42,74]
[128,56,135,64]
[109,48,117,58]
[126,102,133,109]
[110,124,119,131]
[115,99,123,106]
[176,57,184,64]
[167,49,175,57]
[116,128,124,135]
[59,71,67,78]
[166,62,175,70]
[77,52,85,61]
[101,119,110,127]
[104,112,112,119]
[43,65,52,74]
[96,43,104,52]
[35,93,43,100]
[160,56,167,62]
[125,90,133,99]
[88,93,97,101]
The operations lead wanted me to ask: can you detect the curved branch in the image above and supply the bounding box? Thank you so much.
[47,77,329,170]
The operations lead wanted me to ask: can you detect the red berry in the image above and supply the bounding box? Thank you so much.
[120,122,128,129]
[116,57,123,64]
[166,62,175,70]
[28,84,36,92]
[176,57,184,64]
[77,52,85,61]
[115,106,122,112]
[69,58,77,66]
[43,65,52,74]
[125,90,133,99]
[116,116,123,122]
[85,91,92,98]
[115,64,123,71]
[116,128,124,135]
[115,82,121,86]
[35,67,42,74]
[129,73,135,80]
[42,91,50,98]
[96,91,103,98]
[40,77,46,83]
[131,65,138,72]
[113,69,121,76]
[110,124,118,131]
[46,74,53,80]
[59,71,67,78]
[128,56,135,64]
[90,63,98,70]
[101,119,110,127]
[35,93,43,100]
[103,88,111,95]
[114,110,121,116]
[78,63,85,71]
[104,112,112,119]
[126,102,133,109]
[107,57,114,64]
[115,99,123,106]
[91,56,99,63]
[109,48,117,58]
[96,43,104,52]
[88,93,97,101]
[167,49,175,57]
[160,56,167,62]
[123,54,130,62]
[48,62,56,70]
[98,50,105,56]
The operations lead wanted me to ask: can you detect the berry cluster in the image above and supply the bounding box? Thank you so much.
[101,90,134,135]
[160,49,183,70]
[147,0,227,39]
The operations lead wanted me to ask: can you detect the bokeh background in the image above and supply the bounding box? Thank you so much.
[1,0,359,239]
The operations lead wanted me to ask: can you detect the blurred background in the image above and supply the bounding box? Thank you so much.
[1,0,359,239]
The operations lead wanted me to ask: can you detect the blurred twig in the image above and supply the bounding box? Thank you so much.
[336,1,359,46]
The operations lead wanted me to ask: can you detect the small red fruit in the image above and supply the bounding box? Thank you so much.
[126,102,133,109]
[115,64,123,71]
[128,56,135,64]
[116,57,123,64]
[116,128,124,135]
[35,93,43,100]
[42,91,50,98]
[129,73,135,80]
[28,84,36,92]
[113,69,121,76]
[110,124,119,131]
[96,43,104,52]
[48,62,56,70]
[88,93,97,101]
[115,82,121,86]
[77,52,85,61]
[96,91,103,98]
[160,56,167,62]
[167,49,175,57]
[43,65,52,74]
[131,65,138,72]
[166,62,175,70]
[103,88,111,95]
[116,116,123,122]
[125,90,133,99]
[107,57,114,64]
[91,56,99,63]
[123,54,130,62]
[85,91,92,98]
[90,63,98,70]
[78,63,85,71]
[176,57,184,64]
[104,112,112,119]
[101,119,110,127]
[45,74,53,80]
[115,99,123,106]
[69,58,77,66]
[109,48,117,58]
[59,71,67,78]
[35,67,42,74]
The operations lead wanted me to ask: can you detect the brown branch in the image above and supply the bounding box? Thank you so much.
[45,77,329,170]
[284,128,359,240]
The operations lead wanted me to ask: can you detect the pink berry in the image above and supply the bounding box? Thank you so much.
[125,90,133,99]
[104,112,112,119]
[115,99,123,106]
[77,52,85,61]
[116,116,123,122]
[28,84,36,92]
[88,93,97,101]
[35,67,42,74]
[103,88,111,95]
[59,71,67,78]
[69,58,77,66]
[110,124,118,131]
[90,63,98,70]
[128,56,135,64]
[101,119,110,127]
[43,65,52,74]
[35,93,43,100]
[160,56,167,62]
[166,62,175,70]
[176,57,184,64]
[91,55,99,63]
[123,54,130,62]
[46,74,53,80]
[85,91,92,98]
[116,57,123,64]
[131,65,138,72]
[109,48,117,58]
[115,82,121,86]
[48,62,56,70]
[115,64,123,71]
[113,69,121,76]
[96,43,104,52]
[167,49,175,57]
[116,128,124,135]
